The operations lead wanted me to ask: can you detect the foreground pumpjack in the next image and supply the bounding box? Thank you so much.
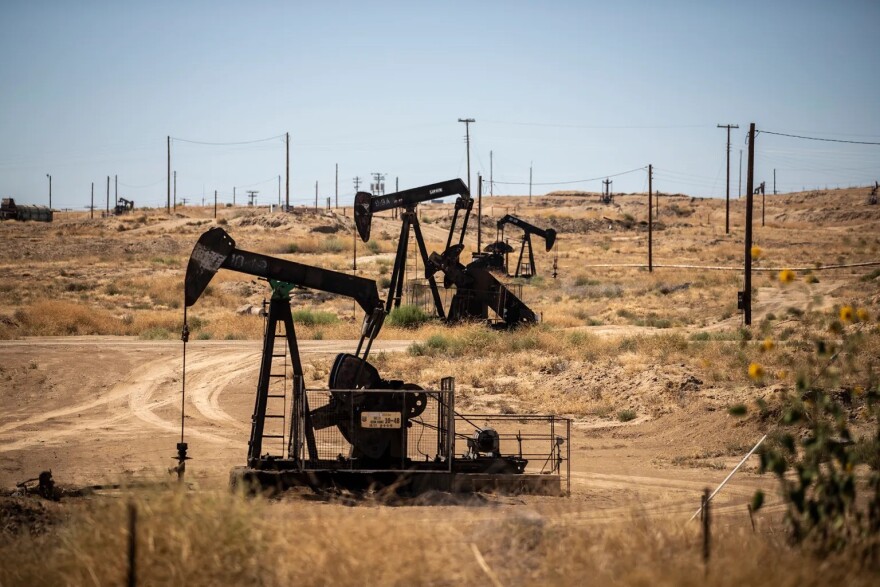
[354,179,539,328]
[184,227,569,495]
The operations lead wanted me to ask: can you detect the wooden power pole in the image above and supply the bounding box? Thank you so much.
[458,118,475,192]
[717,124,739,234]
[285,132,289,210]
[166,136,171,212]
[648,164,653,272]
[477,173,482,254]
[743,123,756,326]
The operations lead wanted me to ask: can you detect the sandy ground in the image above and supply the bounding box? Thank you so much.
[0,336,780,525]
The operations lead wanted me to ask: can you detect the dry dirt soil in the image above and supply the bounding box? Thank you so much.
[1,187,879,529]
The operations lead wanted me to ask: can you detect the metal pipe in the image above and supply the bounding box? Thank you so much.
[689,434,767,521]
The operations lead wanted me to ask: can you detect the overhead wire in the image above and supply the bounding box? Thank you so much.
[492,166,646,186]
[758,130,880,146]
[170,134,286,146]
[482,119,711,130]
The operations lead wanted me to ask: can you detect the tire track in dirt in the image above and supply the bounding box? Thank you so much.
[0,338,414,454]
[0,354,179,451]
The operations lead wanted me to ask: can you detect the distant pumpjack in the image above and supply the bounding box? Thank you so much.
[487,214,557,278]
[355,179,539,328]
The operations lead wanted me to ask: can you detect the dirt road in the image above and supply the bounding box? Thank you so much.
[0,336,779,524]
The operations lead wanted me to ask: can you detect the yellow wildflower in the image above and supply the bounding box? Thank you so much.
[748,363,765,380]
[778,269,796,284]
[776,369,788,380]
[856,308,870,322]
[751,246,762,260]
[761,338,775,352]
[840,306,854,323]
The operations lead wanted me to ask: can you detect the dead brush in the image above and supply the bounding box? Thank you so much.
[1,490,876,586]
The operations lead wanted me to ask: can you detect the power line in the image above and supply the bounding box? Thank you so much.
[492,166,646,186]
[119,178,165,189]
[170,134,285,146]
[758,130,880,146]
[482,120,710,130]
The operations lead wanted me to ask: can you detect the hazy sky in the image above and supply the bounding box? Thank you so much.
[2,1,878,209]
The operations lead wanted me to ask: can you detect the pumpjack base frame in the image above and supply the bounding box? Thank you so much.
[229,466,563,496]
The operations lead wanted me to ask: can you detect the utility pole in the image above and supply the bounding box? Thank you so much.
[371,173,386,197]
[46,174,52,209]
[278,175,281,207]
[90,182,94,219]
[717,124,739,234]
[458,118,475,191]
[335,163,338,209]
[529,163,533,204]
[762,182,766,227]
[744,123,756,326]
[114,174,118,208]
[173,171,177,211]
[166,136,171,213]
[285,132,290,210]
[233,186,236,207]
[247,190,258,207]
[602,179,612,203]
[315,181,318,211]
[353,176,362,193]
[773,169,777,195]
[213,190,217,218]
[490,150,494,197]
[106,176,110,215]
[477,173,483,254]
[738,149,743,199]
[648,164,653,272]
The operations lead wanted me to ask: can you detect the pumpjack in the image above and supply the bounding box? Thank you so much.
[184,227,569,495]
[354,179,540,328]
[491,214,557,279]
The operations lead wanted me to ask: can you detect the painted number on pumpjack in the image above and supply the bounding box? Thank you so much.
[361,412,401,429]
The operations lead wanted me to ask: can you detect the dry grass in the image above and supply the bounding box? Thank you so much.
[0,489,876,586]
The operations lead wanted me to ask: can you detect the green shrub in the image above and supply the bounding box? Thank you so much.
[321,237,344,253]
[617,409,636,422]
[387,305,432,328]
[574,275,599,287]
[291,309,338,326]
[140,327,172,340]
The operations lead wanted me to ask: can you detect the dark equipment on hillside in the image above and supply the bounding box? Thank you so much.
[183,227,568,495]
[114,197,135,215]
[490,214,557,279]
[354,179,540,329]
[354,179,472,319]
[0,198,53,222]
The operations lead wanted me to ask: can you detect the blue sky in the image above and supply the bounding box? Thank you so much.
[1,1,878,209]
